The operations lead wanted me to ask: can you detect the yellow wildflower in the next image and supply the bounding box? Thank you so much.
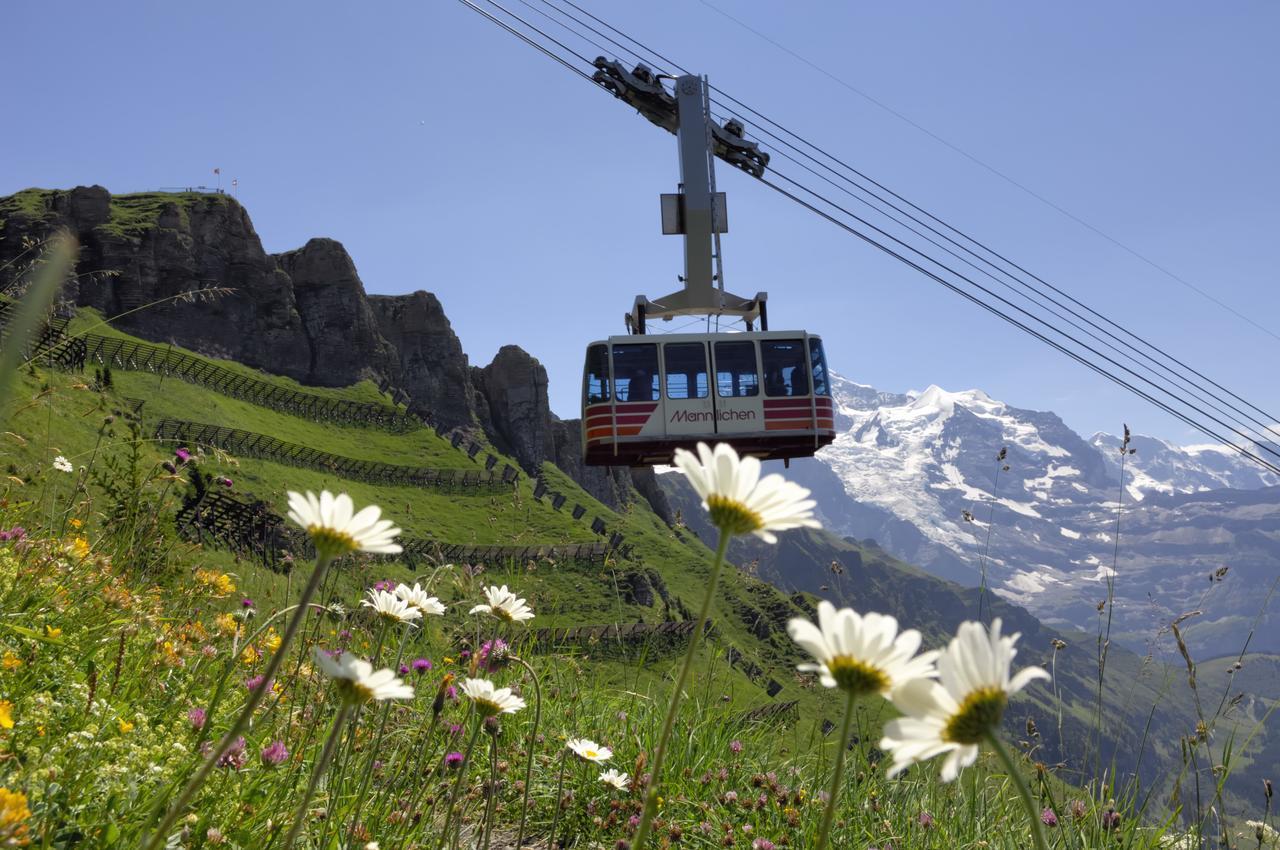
[241,645,260,665]
[0,787,32,846]
[69,518,82,529]
[1,652,20,671]
[44,625,62,639]
[263,629,281,653]
[195,569,236,596]
[70,537,91,559]
[214,613,238,637]
[0,701,13,729]
[118,718,134,734]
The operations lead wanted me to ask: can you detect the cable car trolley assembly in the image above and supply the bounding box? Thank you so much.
[581,64,835,467]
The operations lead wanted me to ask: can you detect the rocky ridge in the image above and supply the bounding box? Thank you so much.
[0,185,664,514]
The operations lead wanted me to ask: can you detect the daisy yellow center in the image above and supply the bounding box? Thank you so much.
[309,525,358,557]
[474,697,502,718]
[827,656,891,696]
[706,495,764,536]
[584,750,598,759]
[336,679,376,705]
[943,687,1008,745]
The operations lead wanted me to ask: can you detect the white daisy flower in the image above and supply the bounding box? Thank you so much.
[361,588,422,625]
[312,647,414,704]
[599,769,630,791]
[394,582,446,617]
[787,602,938,696]
[459,677,526,717]
[286,490,402,557]
[880,618,1049,782]
[566,737,612,763]
[673,442,819,543]
[468,585,534,624]
[53,455,74,473]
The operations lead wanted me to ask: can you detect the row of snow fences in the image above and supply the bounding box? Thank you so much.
[724,644,784,697]
[431,422,632,557]
[47,333,421,431]
[175,489,619,572]
[155,418,517,492]
[736,700,800,726]
[521,620,706,658]
[0,299,73,363]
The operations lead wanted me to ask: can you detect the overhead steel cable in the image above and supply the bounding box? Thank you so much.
[700,85,1280,446]
[456,0,601,85]
[721,120,1280,452]
[759,162,1280,466]
[455,0,1280,474]
[756,171,1280,476]
[527,0,1280,450]
[697,0,1280,347]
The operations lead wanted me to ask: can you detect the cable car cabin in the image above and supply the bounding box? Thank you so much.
[581,331,835,467]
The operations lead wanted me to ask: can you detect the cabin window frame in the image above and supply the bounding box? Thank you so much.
[713,340,760,398]
[663,341,710,400]
[611,342,660,403]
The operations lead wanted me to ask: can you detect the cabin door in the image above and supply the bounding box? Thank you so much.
[661,341,714,439]
[711,340,764,435]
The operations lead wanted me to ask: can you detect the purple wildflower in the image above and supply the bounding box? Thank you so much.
[752,841,776,850]
[1102,809,1121,831]
[373,579,396,592]
[187,707,207,730]
[218,476,233,488]
[0,527,27,543]
[175,448,192,464]
[1041,807,1058,827]
[399,664,410,675]
[245,675,269,693]
[917,811,934,828]
[261,740,289,766]
[477,639,509,672]
[448,723,463,737]
[445,751,464,769]
[412,657,432,673]
[217,736,248,770]
[241,598,255,609]
[729,739,743,755]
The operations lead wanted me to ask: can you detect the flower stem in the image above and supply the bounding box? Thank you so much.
[630,529,730,850]
[481,735,499,850]
[144,554,334,850]
[547,748,569,850]
[283,701,351,850]
[436,719,484,850]
[816,690,858,850]
[985,730,1050,850]
[512,656,543,849]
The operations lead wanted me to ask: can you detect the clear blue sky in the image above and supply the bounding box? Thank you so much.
[6,1,1277,445]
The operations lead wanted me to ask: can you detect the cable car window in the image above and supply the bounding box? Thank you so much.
[809,337,830,397]
[664,343,709,399]
[612,343,659,402]
[584,344,610,404]
[761,339,809,397]
[714,341,759,398]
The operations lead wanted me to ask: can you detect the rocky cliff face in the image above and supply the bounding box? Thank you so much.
[368,291,477,428]
[0,185,665,514]
[0,187,482,429]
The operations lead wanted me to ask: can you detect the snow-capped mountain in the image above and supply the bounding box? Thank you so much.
[791,374,1280,656]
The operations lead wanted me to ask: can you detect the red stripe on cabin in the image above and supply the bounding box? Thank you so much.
[586,414,614,428]
[614,413,654,425]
